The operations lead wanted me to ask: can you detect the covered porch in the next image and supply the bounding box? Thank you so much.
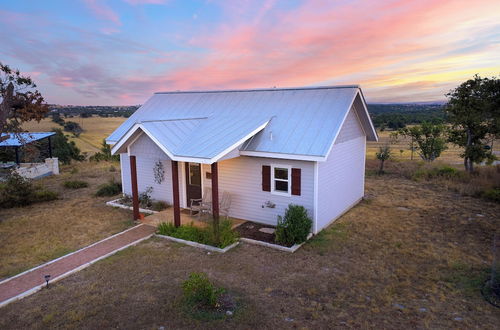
[141,207,246,229]
[111,115,270,229]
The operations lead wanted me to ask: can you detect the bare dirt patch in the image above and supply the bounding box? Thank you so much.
[0,171,498,329]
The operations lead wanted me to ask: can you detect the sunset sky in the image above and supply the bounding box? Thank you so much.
[1,0,499,105]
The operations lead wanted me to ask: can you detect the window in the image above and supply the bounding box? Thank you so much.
[271,164,291,196]
[188,163,201,186]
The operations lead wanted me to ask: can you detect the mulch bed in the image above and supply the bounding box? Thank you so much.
[235,222,293,247]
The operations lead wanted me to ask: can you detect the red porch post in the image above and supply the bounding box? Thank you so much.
[171,160,181,227]
[129,155,140,221]
[211,162,220,242]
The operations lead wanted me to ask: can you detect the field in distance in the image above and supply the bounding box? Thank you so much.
[22,117,127,155]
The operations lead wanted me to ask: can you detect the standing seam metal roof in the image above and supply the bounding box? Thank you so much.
[107,85,376,159]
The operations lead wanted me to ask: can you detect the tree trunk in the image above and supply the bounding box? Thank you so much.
[379,159,384,174]
[0,82,14,137]
[465,128,473,173]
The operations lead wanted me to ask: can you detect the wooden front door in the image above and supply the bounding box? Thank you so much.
[185,162,202,203]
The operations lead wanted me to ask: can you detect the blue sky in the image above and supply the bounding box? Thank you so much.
[1,0,499,105]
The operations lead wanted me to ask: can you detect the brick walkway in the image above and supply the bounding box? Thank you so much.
[0,224,156,308]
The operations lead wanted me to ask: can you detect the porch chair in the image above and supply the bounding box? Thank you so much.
[190,187,212,219]
[219,191,232,219]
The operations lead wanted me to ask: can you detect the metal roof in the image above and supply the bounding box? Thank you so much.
[108,85,378,161]
[0,132,55,147]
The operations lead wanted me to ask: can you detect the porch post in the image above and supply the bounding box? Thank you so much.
[211,162,219,241]
[171,160,181,227]
[15,147,20,164]
[130,155,140,221]
[48,136,52,158]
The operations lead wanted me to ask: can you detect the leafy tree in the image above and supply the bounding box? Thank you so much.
[0,63,49,138]
[51,128,84,164]
[51,112,65,126]
[376,145,391,174]
[396,122,448,162]
[89,139,120,162]
[445,75,500,172]
[63,121,83,136]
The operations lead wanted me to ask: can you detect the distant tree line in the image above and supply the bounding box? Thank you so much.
[47,105,138,119]
[368,104,446,130]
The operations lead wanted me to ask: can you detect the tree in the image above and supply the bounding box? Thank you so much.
[376,145,391,174]
[396,122,448,162]
[445,75,500,172]
[63,121,83,136]
[0,63,49,138]
[89,139,120,162]
[51,128,85,164]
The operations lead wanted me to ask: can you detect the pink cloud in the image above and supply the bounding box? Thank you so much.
[123,0,167,4]
[83,0,120,25]
[158,0,500,101]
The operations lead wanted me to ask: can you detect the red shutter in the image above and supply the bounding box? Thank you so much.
[291,168,301,196]
[262,165,271,191]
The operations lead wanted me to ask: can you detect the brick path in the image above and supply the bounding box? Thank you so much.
[0,224,156,307]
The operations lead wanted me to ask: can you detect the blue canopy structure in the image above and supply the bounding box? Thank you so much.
[0,132,55,147]
[0,132,55,164]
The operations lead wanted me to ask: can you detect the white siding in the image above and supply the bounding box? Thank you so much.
[335,107,365,144]
[217,156,315,226]
[120,134,173,203]
[316,135,366,233]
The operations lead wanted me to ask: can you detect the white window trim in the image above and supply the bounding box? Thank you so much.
[271,164,292,197]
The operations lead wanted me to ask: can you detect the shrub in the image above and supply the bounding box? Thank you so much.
[275,204,312,246]
[51,128,84,164]
[89,140,120,162]
[412,165,462,181]
[138,187,153,208]
[182,272,223,309]
[34,190,58,202]
[0,173,58,208]
[109,165,116,172]
[157,220,238,248]
[63,180,88,189]
[0,173,35,208]
[151,200,169,211]
[95,180,122,197]
[483,188,500,203]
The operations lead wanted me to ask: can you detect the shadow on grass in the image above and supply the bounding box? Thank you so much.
[441,261,490,297]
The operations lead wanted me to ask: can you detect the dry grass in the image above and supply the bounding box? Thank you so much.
[0,161,133,279]
[22,117,126,154]
[366,129,500,164]
[0,171,498,329]
[367,159,500,200]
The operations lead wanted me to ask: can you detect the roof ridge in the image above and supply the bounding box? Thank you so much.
[154,85,360,95]
[138,117,208,123]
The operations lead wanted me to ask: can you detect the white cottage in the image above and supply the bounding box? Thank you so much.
[107,85,378,234]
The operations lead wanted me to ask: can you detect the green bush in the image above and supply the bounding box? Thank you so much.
[0,173,35,208]
[412,165,462,180]
[275,204,312,246]
[0,173,58,208]
[151,200,170,211]
[483,188,500,202]
[95,180,122,197]
[63,180,88,189]
[34,190,58,202]
[51,128,84,164]
[182,272,223,309]
[157,220,238,248]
